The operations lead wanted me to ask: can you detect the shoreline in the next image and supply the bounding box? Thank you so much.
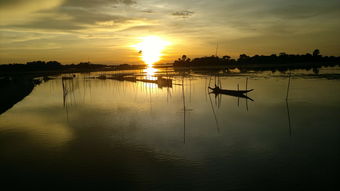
[0,62,339,78]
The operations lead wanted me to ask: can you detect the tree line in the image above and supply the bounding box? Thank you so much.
[173,49,340,67]
[0,61,111,72]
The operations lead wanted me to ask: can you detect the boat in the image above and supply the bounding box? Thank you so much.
[209,85,254,101]
[208,85,253,95]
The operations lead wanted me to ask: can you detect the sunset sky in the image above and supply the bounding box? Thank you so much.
[1,0,340,65]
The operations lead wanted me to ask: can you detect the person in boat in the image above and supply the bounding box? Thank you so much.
[209,84,220,92]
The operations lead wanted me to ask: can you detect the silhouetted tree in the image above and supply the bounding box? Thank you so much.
[26,61,46,67]
[313,49,320,57]
[173,55,191,67]
[238,54,250,64]
[222,55,231,60]
[46,61,61,66]
[279,52,287,57]
[239,54,249,60]
[182,55,187,61]
[46,61,62,69]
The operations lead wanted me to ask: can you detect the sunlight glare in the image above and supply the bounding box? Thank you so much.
[132,36,170,66]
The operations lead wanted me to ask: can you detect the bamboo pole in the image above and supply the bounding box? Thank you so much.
[286,72,291,100]
[246,77,249,111]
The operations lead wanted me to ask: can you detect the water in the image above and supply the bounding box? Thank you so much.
[1,67,340,190]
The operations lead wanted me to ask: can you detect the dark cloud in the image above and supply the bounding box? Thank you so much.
[3,0,137,31]
[118,25,160,32]
[221,0,340,20]
[9,19,85,31]
[62,0,136,8]
[55,0,138,28]
[194,0,340,38]
[6,8,131,31]
[172,10,194,18]
[58,8,128,25]
[1,0,340,64]
[141,10,154,14]
[268,2,340,20]
[0,0,46,7]
[0,0,25,6]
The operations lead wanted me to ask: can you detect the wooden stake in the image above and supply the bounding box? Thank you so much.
[286,72,291,100]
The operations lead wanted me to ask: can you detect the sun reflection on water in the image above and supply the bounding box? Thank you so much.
[144,67,158,77]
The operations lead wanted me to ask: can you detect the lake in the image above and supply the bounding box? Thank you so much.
[1,67,339,190]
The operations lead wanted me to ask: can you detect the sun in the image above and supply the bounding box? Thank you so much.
[132,36,170,66]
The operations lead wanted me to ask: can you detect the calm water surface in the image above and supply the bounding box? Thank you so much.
[1,68,340,190]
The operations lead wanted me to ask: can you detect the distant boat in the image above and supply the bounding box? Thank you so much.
[209,85,253,95]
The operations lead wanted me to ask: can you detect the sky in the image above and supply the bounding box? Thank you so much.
[0,0,340,65]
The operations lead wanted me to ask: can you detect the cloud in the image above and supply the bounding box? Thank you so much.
[62,0,136,8]
[141,10,154,14]
[1,0,137,32]
[60,8,128,25]
[172,10,194,18]
[1,0,340,64]
[0,0,64,25]
[118,25,160,32]
[0,0,63,9]
[9,19,85,31]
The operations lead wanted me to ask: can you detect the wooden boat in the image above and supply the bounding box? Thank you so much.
[208,86,253,95]
[209,86,254,101]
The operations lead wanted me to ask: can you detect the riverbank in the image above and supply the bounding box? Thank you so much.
[0,77,35,115]
[0,65,146,78]
[2,62,339,78]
